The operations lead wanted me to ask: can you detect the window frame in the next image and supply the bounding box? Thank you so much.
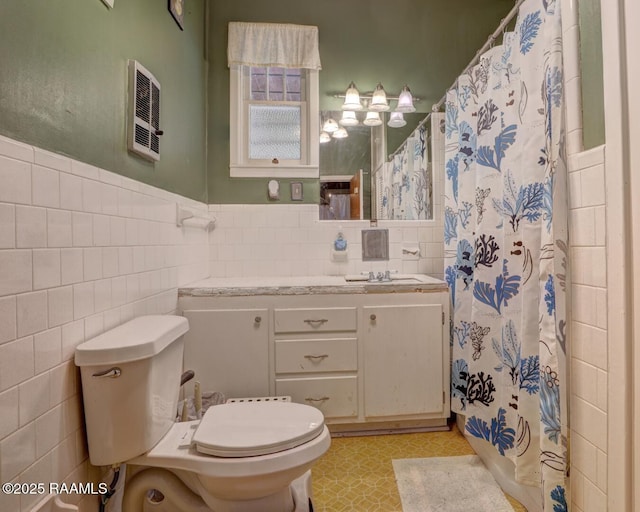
[229,64,319,178]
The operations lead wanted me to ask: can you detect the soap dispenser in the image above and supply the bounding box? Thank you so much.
[332,231,348,262]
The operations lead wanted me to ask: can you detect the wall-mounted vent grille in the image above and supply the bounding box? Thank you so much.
[128,60,161,162]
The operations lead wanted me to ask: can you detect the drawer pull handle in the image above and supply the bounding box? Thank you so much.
[370,314,377,321]
[254,316,262,323]
[305,396,330,403]
[304,354,329,361]
[303,319,328,326]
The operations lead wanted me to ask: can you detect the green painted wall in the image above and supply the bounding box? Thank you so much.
[0,0,207,202]
[207,0,514,204]
[578,0,605,149]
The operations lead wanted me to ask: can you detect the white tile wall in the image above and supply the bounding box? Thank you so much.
[207,203,445,280]
[0,135,209,512]
[567,145,607,512]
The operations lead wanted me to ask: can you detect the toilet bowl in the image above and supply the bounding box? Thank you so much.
[75,315,331,512]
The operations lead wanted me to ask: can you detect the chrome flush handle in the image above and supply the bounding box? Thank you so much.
[92,367,122,378]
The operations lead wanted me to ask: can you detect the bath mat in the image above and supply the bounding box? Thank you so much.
[392,455,514,512]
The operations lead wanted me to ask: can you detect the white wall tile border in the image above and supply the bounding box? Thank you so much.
[0,134,210,512]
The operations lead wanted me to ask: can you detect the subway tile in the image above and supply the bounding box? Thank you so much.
[83,247,103,281]
[0,203,15,248]
[73,282,95,320]
[99,168,122,187]
[580,164,605,207]
[0,336,34,392]
[49,361,76,408]
[32,165,60,208]
[103,308,121,331]
[117,247,134,275]
[0,387,19,439]
[15,205,47,248]
[16,291,48,337]
[0,135,34,162]
[33,327,62,374]
[70,160,100,180]
[570,395,607,451]
[571,358,598,406]
[61,320,84,362]
[33,249,61,290]
[110,216,126,246]
[594,206,606,246]
[570,432,597,484]
[596,449,607,492]
[81,179,102,214]
[47,208,73,247]
[92,214,111,246]
[34,148,71,173]
[59,172,84,211]
[94,279,112,313]
[596,369,607,412]
[71,211,93,247]
[0,155,31,205]
[583,478,606,512]
[0,423,36,483]
[102,247,119,278]
[101,184,119,216]
[84,313,104,341]
[0,296,17,345]
[19,452,53,512]
[60,248,84,285]
[117,187,133,217]
[50,433,76,484]
[18,372,50,426]
[569,208,596,247]
[48,286,74,328]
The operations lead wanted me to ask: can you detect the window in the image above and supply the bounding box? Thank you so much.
[227,22,321,178]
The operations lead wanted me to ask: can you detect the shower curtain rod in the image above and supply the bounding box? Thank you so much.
[431,0,525,112]
[387,0,525,161]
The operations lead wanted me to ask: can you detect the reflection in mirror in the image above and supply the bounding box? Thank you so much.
[318,110,432,221]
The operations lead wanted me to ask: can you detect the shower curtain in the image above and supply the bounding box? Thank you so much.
[376,124,431,220]
[443,1,567,510]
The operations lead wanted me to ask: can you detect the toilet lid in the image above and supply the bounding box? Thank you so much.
[192,401,325,457]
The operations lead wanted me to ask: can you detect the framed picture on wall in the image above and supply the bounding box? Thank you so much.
[169,0,184,30]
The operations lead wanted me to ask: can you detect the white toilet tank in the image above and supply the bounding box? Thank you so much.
[75,315,189,466]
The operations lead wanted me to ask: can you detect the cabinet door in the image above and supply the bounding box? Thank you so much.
[363,304,443,417]
[182,309,269,399]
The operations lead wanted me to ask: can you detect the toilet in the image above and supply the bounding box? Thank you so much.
[74,315,331,512]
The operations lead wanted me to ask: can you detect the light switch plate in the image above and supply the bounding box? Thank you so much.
[290,182,303,201]
[101,0,114,8]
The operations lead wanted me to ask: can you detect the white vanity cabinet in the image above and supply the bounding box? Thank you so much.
[182,308,270,399]
[362,304,445,418]
[179,280,450,432]
[273,307,359,420]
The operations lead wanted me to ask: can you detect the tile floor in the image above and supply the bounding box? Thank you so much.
[311,423,527,512]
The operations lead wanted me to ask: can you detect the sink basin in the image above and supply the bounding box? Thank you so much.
[344,274,426,284]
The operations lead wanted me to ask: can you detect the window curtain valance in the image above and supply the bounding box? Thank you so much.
[227,22,322,70]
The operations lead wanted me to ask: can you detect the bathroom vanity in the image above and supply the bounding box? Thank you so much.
[178,275,450,433]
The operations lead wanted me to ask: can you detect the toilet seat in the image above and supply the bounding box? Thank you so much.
[192,401,325,457]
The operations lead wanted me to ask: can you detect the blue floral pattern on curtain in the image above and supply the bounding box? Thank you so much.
[376,124,432,220]
[444,0,568,509]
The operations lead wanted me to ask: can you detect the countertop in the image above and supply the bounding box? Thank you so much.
[178,274,448,297]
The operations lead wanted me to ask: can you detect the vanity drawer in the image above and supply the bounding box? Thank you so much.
[275,338,357,374]
[274,307,357,333]
[276,376,358,418]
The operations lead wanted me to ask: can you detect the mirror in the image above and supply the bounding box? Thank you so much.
[319,110,430,221]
